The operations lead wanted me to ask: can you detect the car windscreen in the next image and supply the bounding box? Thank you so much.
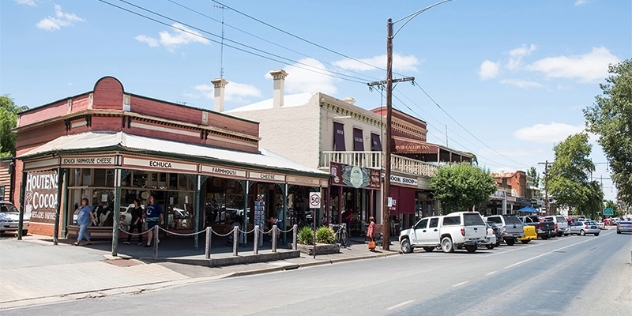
[620,222,632,225]
[0,204,18,213]
[586,221,597,225]
[464,213,485,226]
[556,216,565,222]
[487,216,502,224]
[503,215,522,225]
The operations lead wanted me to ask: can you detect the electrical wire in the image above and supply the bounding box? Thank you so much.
[167,0,383,83]
[97,0,368,84]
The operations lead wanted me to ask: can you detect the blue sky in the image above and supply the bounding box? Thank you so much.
[1,0,629,201]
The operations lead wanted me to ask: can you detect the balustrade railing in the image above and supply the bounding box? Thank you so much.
[320,151,438,177]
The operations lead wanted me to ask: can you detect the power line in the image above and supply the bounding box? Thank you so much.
[97,0,368,84]
[210,0,406,77]
[413,82,530,169]
[167,0,382,83]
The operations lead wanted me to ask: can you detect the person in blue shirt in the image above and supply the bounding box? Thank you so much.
[143,195,164,247]
[74,198,96,246]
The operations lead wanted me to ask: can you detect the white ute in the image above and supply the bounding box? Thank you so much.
[399,211,487,253]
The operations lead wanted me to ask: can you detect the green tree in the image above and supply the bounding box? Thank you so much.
[584,59,632,205]
[0,95,27,158]
[604,199,620,217]
[548,133,596,214]
[430,163,496,213]
[527,166,540,188]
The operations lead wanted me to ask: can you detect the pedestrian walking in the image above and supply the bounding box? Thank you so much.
[74,198,96,246]
[124,198,143,245]
[367,216,376,251]
[276,203,285,230]
[143,195,164,247]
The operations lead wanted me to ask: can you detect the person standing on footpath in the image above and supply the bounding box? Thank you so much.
[124,198,144,245]
[366,216,376,251]
[275,203,285,230]
[143,195,164,247]
[74,198,96,246]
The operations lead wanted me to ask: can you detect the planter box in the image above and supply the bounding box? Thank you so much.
[297,243,340,255]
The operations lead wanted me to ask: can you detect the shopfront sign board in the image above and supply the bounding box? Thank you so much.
[122,157,198,173]
[24,169,59,224]
[23,157,60,171]
[61,156,116,167]
[200,165,247,179]
[248,171,286,183]
[330,162,380,189]
[287,175,320,187]
[390,175,418,187]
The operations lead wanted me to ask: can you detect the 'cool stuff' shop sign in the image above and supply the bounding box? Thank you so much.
[24,170,59,224]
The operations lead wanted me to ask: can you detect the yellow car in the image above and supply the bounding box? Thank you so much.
[518,225,537,244]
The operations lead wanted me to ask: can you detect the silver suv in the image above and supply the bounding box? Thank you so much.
[0,201,29,235]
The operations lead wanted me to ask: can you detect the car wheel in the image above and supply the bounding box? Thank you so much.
[594,233,599,236]
[486,244,494,249]
[465,245,477,253]
[22,230,28,235]
[564,233,569,236]
[542,235,549,240]
[496,241,501,247]
[441,237,454,253]
[423,247,434,252]
[580,230,586,236]
[506,238,515,246]
[521,240,530,244]
[401,238,413,254]
[557,232,563,237]
[617,230,621,234]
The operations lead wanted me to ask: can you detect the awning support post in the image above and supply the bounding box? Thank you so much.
[192,175,208,250]
[111,167,121,257]
[53,167,65,245]
[17,171,27,241]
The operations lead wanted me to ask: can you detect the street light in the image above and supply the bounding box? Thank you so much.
[381,0,452,250]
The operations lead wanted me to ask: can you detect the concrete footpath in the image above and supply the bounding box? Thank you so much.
[0,234,400,310]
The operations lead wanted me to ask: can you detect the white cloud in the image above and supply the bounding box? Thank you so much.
[36,4,84,31]
[513,123,584,143]
[333,53,419,72]
[526,47,619,83]
[507,44,536,70]
[271,58,337,94]
[136,23,210,51]
[575,0,588,6]
[479,60,500,80]
[135,35,159,47]
[16,0,36,6]
[500,79,543,88]
[194,81,262,103]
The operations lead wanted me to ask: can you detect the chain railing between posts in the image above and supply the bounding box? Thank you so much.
[119,224,299,260]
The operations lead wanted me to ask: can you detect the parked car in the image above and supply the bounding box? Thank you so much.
[0,201,29,235]
[399,211,487,254]
[597,222,606,230]
[569,220,600,236]
[519,215,555,239]
[616,221,632,234]
[544,215,569,237]
[485,215,524,246]
[518,225,537,244]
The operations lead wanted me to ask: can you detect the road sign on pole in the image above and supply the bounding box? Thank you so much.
[603,208,614,216]
[309,192,321,209]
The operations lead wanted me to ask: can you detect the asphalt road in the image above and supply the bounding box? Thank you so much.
[4,230,631,316]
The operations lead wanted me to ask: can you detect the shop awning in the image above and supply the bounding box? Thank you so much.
[19,131,329,178]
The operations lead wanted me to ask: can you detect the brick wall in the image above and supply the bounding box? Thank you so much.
[93,77,123,110]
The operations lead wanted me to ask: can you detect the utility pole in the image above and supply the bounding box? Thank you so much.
[539,161,552,215]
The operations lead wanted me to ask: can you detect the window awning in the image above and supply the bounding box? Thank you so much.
[18,132,330,179]
[371,133,382,151]
[353,128,364,151]
[333,122,346,151]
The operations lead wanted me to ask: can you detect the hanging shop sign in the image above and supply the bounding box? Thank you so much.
[200,165,247,179]
[61,156,116,167]
[122,157,198,173]
[329,162,380,189]
[390,175,418,187]
[392,139,439,154]
[287,175,320,187]
[23,157,60,172]
[24,169,58,224]
[248,171,286,183]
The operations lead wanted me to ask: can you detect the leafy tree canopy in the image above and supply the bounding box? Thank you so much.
[0,95,27,158]
[527,166,540,188]
[430,163,496,213]
[584,59,632,205]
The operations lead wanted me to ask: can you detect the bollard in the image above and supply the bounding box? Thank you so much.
[153,225,159,260]
[254,225,259,255]
[272,224,277,253]
[292,224,298,250]
[233,228,239,256]
[205,227,212,260]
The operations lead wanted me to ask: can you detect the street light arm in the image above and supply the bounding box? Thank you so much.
[392,0,452,38]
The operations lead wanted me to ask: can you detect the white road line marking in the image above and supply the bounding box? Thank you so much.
[452,281,469,287]
[386,300,414,310]
[503,237,597,270]
[485,271,497,276]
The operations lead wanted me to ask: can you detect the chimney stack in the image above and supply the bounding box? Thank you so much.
[269,69,288,108]
[211,78,228,112]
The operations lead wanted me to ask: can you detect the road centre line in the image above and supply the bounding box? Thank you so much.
[452,281,469,287]
[502,235,601,270]
[386,300,414,310]
[485,271,497,276]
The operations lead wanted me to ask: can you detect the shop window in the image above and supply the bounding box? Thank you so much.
[133,171,149,188]
[151,172,167,189]
[106,169,115,187]
[82,169,91,186]
[93,169,107,187]
[168,173,178,190]
[121,170,132,187]
[178,174,194,191]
